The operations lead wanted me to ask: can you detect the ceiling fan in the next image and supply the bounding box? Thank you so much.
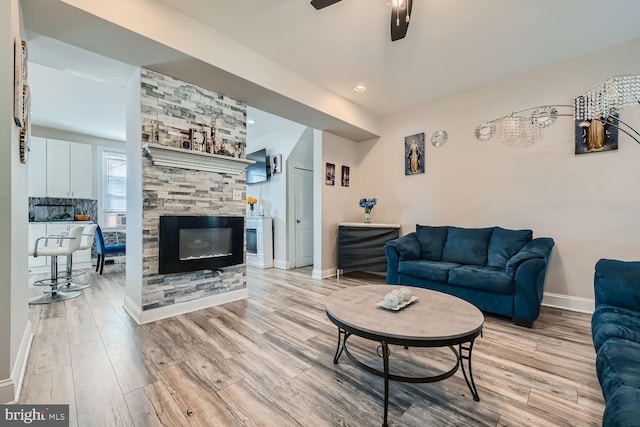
[310,0,414,42]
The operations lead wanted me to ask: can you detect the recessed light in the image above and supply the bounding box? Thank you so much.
[354,84,367,92]
[247,119,255,125]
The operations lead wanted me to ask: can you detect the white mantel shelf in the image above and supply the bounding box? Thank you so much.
[143,143,254,175]
[339,223,401,228]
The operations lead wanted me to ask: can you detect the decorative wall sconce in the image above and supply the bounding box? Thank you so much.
[475,74,640,146]
[574,74,640,145]
[474,105,572,146]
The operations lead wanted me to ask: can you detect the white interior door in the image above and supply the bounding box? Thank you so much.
[294,167,314,267]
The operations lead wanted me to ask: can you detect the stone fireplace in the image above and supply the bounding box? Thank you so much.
[139,68,248,312]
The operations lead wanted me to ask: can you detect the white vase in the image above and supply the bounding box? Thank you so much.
[364,211,371,223]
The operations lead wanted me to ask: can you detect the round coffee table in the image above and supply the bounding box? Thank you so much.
[325,285,484,427]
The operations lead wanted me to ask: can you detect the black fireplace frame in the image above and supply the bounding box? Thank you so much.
[159,215,244,275]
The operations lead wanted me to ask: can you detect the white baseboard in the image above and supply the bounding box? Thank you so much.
[273,259,291,270]
[124,289,250,325]
[312,268,337,279]
[542,292,595,314]
[10,321,33,403]
[0,378,14,404]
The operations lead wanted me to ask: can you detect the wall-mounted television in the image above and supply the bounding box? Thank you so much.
[246,148,270,184]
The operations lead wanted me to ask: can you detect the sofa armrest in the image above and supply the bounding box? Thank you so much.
[384,233,420,284]
[505,237,554,277]
[385,233,421,260]
[595,259,640,312]
[508,238,554,326]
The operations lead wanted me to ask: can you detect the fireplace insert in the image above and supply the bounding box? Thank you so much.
[158,215,244,274]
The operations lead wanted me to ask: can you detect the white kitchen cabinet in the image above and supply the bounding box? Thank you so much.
[38,138,92,199]
[46,139,71,198]
[27,137,47,197]
[70,143,92,198]
[28,222,93,273]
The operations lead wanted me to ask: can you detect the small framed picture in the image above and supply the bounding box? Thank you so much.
[341,165,350,187]
[325,162,335,186]
[270,154,282,173]
[405,132,425,175]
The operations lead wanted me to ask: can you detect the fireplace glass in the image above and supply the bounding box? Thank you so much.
[159,215,244,275]
[179,228,233,260]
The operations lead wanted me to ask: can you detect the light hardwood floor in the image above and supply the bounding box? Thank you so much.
[21,265,604,426]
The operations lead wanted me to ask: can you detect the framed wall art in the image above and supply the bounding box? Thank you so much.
[341,165,350,187]
[325,162,335,186]
[405,132,425,175]
[270,154,282,173]
[574,115,619,155]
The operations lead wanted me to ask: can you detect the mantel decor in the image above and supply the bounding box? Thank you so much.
[142,143,254,175]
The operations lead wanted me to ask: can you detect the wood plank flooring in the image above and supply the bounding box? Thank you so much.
[21,265,604,426]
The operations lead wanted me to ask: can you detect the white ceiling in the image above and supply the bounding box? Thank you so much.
[28,35,136,141]
[159,0,640,116]
[22,0,640,141]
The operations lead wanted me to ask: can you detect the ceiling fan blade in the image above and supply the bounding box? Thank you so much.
[390,0,413,41]
[310,0,342,10]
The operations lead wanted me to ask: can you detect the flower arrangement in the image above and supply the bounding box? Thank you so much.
[359,197,377,213]
[246,196,258,211]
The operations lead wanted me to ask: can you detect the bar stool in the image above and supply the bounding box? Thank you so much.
[29,225,85,305]
[59,223,98,291]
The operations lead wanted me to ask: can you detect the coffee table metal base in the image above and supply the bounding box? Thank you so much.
[332,327,480,427]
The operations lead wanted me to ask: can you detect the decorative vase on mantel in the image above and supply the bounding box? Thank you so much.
[249,205,256,216]
[364,208,372,224]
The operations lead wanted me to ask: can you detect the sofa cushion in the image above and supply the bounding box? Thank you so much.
[448,265,514,294]
[398,260,460,283]
[441,227,493,266]
[385,233,421,260]
[592,305,640,351]
[487,227,532,269]
[596,338,640,401]
[603,386,640,427]
[415,225,449,261]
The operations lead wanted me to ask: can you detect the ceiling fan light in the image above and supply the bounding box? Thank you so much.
[386,0,404,8]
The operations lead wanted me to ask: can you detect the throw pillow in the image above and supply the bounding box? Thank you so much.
[415,225,449,261]
[441,227,493,266]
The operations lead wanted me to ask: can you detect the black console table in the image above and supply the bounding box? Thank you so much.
[337,223,401,277]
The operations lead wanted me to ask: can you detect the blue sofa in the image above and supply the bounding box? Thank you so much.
[592,259,640,427]
[384,225,554,327]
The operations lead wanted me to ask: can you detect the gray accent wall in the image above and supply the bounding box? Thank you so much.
[140,68,247,310]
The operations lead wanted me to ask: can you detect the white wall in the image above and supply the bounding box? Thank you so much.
[352,39,640,308]
[315,131,363,277]
[124,69,143,318]
[0,0,31,403]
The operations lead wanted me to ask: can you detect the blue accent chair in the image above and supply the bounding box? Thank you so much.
[592,259,640,427]
[384,225,554,327]
[95,225,126,275]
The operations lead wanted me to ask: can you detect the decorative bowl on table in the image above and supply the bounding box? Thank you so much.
[74,214,90,221]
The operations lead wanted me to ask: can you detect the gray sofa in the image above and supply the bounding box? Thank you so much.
[384,225,554,327]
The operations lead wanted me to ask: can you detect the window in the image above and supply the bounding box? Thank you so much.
[101,149,126,227]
